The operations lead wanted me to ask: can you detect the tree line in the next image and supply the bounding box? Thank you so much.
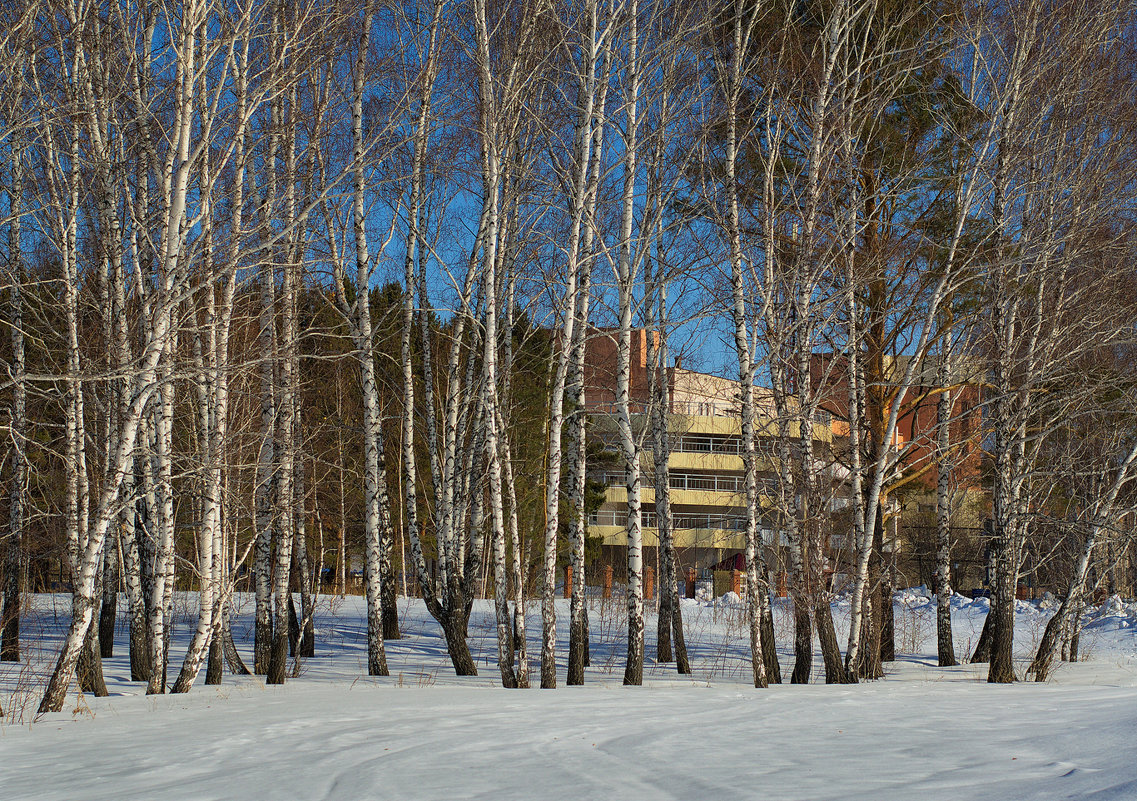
[1,0,1136,714]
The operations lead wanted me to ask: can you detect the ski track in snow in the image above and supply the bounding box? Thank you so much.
[2,591,1137,801]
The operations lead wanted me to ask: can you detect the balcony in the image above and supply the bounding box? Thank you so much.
[598,469,778,504]
[587,509,780,549]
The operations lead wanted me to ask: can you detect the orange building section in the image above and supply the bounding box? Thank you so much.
[809,353,984,492]
[580,327,658,411]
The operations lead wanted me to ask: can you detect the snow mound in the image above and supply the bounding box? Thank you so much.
[1084,595,1137,631]
[951,592,980,610]
[718,591,744,607]
[894,588,935,609]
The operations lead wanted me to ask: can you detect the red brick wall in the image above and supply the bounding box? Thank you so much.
[810,353,984,491]
[581,328,655,410]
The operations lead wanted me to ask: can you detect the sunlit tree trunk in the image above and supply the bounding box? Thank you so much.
[720,1,766,687]
[565,66,608,686]
[39,0,203,712]
[538,0,615,688]
[1030,442,1137,681]
[934,352,958,667]
[612,0,645,686]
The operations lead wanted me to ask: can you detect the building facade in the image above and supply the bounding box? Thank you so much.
[582,329,835,580]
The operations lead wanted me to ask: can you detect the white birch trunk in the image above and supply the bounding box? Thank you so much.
[539,0,610,689]
[253,256,277,676]
[398,0,441,656]
[349,5,390,676]
[40,0,202,711]
[564,40,609,686]
[934,351,958,668]
[471,0,518,688]
[721,2,767,689]
[1031,443,1137,680]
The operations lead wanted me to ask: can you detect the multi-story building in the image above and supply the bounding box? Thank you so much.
[582,329,836,580]
[809,352,990,589]
[809,352,985,503]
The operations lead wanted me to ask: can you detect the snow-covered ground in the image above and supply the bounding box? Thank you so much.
[3,589,1136,800]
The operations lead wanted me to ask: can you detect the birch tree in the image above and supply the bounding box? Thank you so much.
[171,3,264,688]
[968,0,1136,682]
[398,0,445,675]
[710,0,770,688]
[1,18,29,660]
[538,0,617,688]
[1030,424,1137,681]
[36,0,219,712]
[327,0,393,676]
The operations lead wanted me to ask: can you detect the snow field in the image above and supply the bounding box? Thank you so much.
[2,590,1136,800]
